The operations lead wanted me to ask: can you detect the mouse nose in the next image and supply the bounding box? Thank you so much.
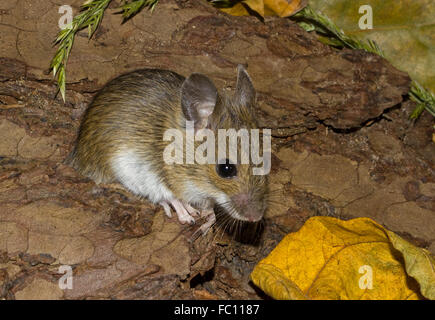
[232,193,264,222]
[232,193,249,206]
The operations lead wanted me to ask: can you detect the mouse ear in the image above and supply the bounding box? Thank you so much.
[234,65,256,108]
[181,73,217,131]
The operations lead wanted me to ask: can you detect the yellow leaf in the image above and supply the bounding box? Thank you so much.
[220,0,307,18]
[264,0,307,17]
[244,0,265,17]
[251,217,435,300]
[220,3,250,17]
[386,230,435,299]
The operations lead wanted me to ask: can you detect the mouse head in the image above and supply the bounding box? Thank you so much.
[180,65,269,222]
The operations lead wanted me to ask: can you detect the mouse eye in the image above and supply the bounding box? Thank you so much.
[216,159,237,178]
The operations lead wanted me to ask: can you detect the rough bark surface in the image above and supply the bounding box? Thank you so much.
[0,0,433,299]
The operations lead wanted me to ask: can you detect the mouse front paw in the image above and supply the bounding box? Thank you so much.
[160,199,199,225]
[190,208,216,241]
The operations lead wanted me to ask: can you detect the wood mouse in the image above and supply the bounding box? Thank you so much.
[69,65,269,235]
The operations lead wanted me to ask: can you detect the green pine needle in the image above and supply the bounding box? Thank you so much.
[292,6,384,57]
[409,81,435,119]
[50,0,159,102]
[50,0,112,102]
[120,0,158,20]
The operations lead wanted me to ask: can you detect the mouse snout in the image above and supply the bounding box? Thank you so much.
[232,193,250,206]
[231,193,263,222]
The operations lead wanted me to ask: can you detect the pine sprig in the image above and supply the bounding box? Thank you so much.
[409,80,435,119]
[292,6,384,57]
[120,0,159,20]
[50,0,159,102]
[50,0,112,102]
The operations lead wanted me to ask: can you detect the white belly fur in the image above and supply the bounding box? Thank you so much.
[111,149,173,203]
